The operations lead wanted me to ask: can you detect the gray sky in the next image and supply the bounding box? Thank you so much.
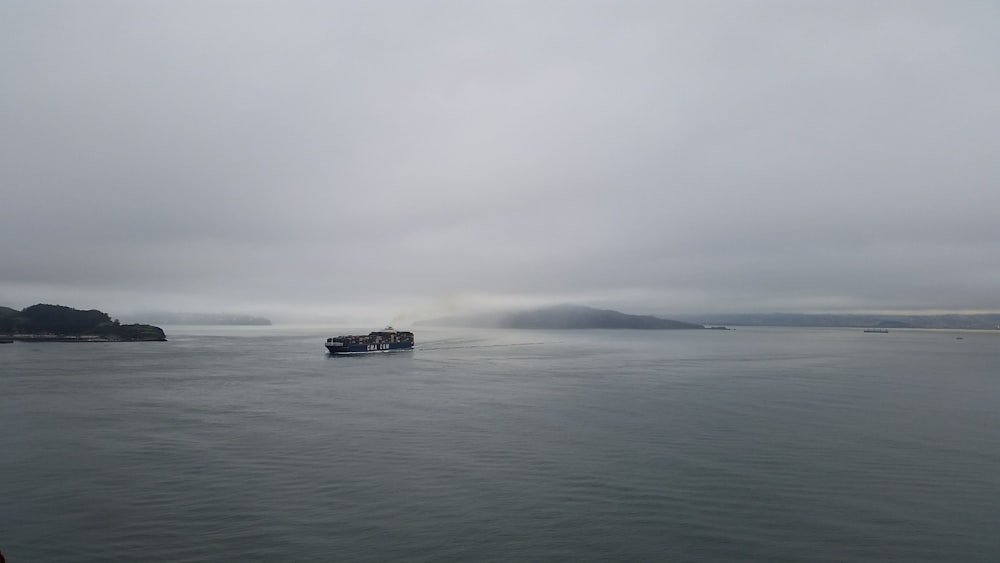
[2,1,998,323]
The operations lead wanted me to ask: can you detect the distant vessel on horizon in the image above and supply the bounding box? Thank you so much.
[325,326,414,354]
[863,328,889,333]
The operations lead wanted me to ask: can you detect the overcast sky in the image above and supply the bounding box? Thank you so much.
[2,1,998,323]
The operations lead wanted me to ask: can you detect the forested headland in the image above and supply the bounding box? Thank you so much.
[0,304,166,341]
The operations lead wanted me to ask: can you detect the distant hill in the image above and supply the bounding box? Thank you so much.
[674,313,1000,330]
[0,304,166,341]
[419,305,704,330]
[122,312,272,326]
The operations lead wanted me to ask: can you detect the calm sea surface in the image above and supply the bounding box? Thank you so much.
[2,326,998,562]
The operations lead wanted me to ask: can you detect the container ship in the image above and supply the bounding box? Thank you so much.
[325,326,414,354]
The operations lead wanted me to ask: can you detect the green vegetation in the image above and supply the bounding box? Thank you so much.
[0,304,166,341]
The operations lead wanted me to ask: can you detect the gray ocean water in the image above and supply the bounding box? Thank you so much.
[1,326,998,562]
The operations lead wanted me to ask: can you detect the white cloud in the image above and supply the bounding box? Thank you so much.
[2,1,998,320]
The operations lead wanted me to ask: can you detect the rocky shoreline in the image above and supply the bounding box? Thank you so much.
[1,334,166,342]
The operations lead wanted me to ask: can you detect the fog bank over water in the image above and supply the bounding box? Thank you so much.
[2,2,998,319]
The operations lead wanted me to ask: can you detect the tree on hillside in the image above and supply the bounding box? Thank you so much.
[21,304,112,334]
